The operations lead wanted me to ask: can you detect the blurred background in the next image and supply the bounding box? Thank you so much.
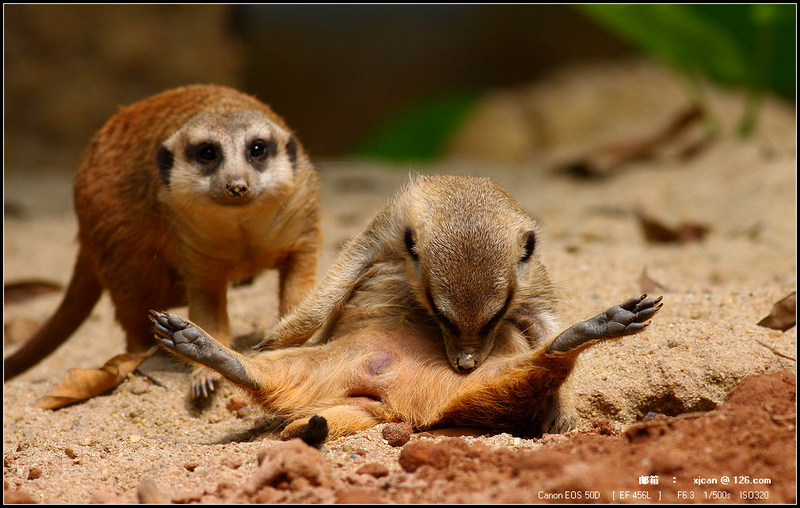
[3,4,795,171]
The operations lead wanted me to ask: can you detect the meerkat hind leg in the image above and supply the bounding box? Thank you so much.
[150,311,261,392]
[547,294,663,355]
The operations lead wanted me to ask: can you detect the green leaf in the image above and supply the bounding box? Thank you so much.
[353,91,480,162]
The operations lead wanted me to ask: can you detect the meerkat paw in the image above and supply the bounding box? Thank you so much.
[150,310,256,395]
[548,294,663,354]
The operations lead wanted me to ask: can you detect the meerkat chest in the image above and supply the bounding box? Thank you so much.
[172,203,291,276]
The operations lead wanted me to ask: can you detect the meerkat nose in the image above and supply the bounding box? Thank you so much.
[226,180,250,197]
[455,352,477,372]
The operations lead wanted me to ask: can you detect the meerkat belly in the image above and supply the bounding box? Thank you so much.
[333,321,534,426]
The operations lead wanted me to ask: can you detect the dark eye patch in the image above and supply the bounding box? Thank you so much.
[479,291,513,337]
[185,142,223,174]
[425,288,460,336]
[248,138,276,161]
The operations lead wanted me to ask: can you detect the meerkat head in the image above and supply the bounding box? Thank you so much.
[156,110,300,207]
[402,182,539,373]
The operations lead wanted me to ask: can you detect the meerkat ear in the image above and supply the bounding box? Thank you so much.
[156,145,174,186]
[520,230,536,263]
[286,136,298,169]
[404,227,419,261]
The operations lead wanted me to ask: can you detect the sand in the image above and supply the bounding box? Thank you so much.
[3,60,796,503]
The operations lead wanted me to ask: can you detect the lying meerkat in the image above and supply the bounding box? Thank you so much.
[4,85,321,398]
[151,175,662,440]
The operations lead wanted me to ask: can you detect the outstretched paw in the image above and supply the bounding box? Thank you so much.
[603,294,663,338]
[548,294,663,354]
[150,310,256,393]
[150,310,217,363]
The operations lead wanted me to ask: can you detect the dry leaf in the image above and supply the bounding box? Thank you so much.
[4,279,63,305]
[35,347,158,410]
[757,292,796,332]
[560,105,710,178]
[639,267,670,293]
[636,210,710,244]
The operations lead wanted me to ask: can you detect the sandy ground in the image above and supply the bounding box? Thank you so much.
[3,61,796,503]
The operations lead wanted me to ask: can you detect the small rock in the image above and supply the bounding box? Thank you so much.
[335,487,385,504]
[4,488,37,504]
[127,376,150,395]
[137,478,168,504]
[356,462,389,478]
[381,422,413,447]
[27,467,42,480]
[398,441,450,472]
[226,396,248,414]
[183,460,200,472]
[247,439,333,493]
[89,491,123,504]
[64,448,78,459]
[171,487,204,504]
[221,453,243,469]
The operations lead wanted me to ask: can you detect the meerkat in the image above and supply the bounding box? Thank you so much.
[150,175,662,440]
[3,84,321,398]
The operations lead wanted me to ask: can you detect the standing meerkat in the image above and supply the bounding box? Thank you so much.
[151,175,662,441]
[4,84,321,398]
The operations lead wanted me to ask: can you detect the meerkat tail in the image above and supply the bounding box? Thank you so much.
[4,248,103,381]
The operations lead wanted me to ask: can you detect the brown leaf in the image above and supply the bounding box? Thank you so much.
[639,267,670,293]
[636,210,710,244]
[4,279,63,305]
[757,292,796,332]
[560,105,710,178]
[35,347,158,410]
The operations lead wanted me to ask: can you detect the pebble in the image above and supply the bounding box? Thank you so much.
[356,462,390,478]
[381,422,413,447]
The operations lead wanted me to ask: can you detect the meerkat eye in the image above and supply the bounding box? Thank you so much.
[520,230,536,263]
[195,143,219,163]
[248,139,275,160]
[404,227,419,261]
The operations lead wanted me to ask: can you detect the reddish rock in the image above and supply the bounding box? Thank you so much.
[381,422,413,447]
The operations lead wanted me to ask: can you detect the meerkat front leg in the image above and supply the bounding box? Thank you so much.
[150,311,262,392]
[547,294,663,355]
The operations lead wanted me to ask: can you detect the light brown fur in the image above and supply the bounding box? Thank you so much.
[4,85,321,396]
[152,176,660,440]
